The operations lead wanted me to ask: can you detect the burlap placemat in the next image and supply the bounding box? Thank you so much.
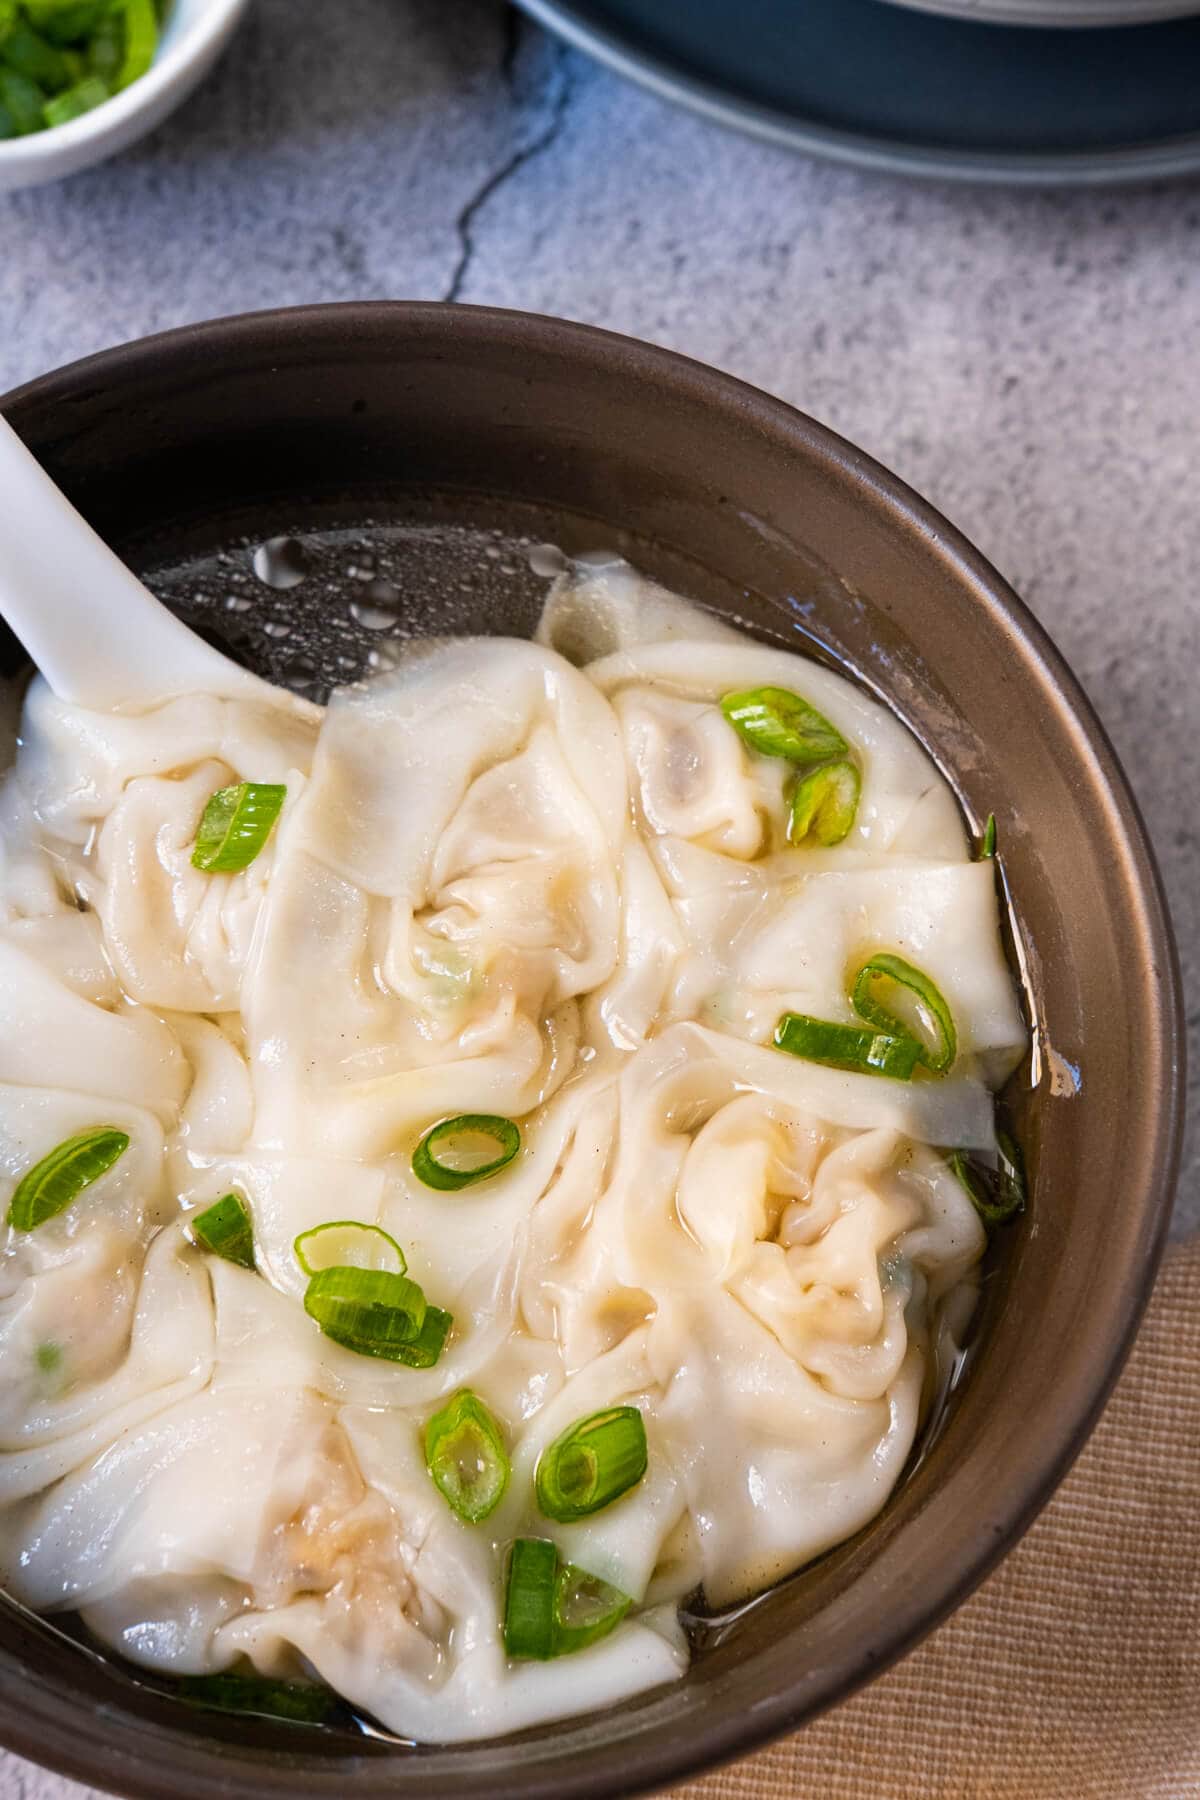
[675,1238,1200,1800]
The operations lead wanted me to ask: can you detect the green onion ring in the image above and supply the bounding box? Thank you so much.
[424,1389,510,1523]
[851,953,957,1072]
[293,1220,406,1277]
[773,1012,923,1080]
[535,1405,648,1523]
[191,1193,255,1270]
[948,1129,1027,1228]
[787,758,861,847]
[503,1537,559,1660]
[191,781,287,873]
[303,1265,427,1357]
[980,813,997,859]
[552,1561,633,1656]
[7,1127,129,1232]
[390,1303,453,1369]
[412,1114,521,1191]
[720,685,848,765]
[503,1539,634,1660]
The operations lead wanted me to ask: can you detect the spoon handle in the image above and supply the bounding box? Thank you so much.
[0,415,296,713]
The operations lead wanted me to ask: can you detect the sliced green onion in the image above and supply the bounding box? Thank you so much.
[176,1673,340,1726]
[85,9,121,82]
[0,66,45,132]
[191,1193,255,1270]
[303,1263,451,1369]
[389,1302,453,1369]
[503,1537,558,1660]
[851,953,957,1073]
[41,71,105,125]
[424,1389,510,1523]
[788,758,861,847]
[412,1113,521,1191]
[191,781,287,873]
[535,1405,648,1523]
[949,1127,1028,1229]
[7,1126,129,1232]
[996,1129,1027,1218]
[0,0,162,135]
[720,685,848,765]
[552,1561,632,1656]
[23,2,106,45]
[304,1265,427,1357]
[947,1152,1003,1228]
[979,813,997,859]
[3,21,73,90]
[948,1129,1027,1228]
[113,0,155,90]
[294,1219,405,1278]
[773,1012,923,1079]
[503,1539,634,1661]
[35,1341,62,1374]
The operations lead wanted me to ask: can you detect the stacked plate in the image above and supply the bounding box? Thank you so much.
[519,0,1200,182]
[887,0,1197,24]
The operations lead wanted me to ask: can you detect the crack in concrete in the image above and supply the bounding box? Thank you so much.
[443,37,574,305]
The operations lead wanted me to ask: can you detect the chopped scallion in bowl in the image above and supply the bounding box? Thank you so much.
[0,0,169,138]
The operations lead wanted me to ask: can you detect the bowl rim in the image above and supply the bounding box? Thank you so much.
[0,0,251,169]
[0,301,1186,1798]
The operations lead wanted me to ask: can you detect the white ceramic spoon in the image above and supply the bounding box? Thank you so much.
[0,415,310,714]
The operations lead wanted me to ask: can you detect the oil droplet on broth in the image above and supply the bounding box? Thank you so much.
[367,642,402,673]
[151,521,554,709]
[349,579,401,631]
[528,543,567,579]
[253,537,311,591]
[283,655,319,688]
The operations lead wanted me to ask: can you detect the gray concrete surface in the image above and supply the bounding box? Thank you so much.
[1,2,1197,1792]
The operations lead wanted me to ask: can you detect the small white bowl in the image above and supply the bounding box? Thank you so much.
[0,0,252,193]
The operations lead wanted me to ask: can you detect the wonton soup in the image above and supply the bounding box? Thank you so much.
[0,558,1025,1741]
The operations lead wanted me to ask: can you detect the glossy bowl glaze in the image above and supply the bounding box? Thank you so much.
[0,304,1183,1800]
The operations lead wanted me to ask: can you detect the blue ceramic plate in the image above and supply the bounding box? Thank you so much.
[517,0,1200,182]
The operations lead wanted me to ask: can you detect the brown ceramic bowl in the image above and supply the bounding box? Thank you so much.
[0,304,1184,1800]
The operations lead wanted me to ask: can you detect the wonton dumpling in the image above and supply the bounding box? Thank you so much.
[589,641,967,861]
[15,680,318,1017]
[247,641,626,1159]
[95,762,301,1013]
[651,839,1026,1083]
